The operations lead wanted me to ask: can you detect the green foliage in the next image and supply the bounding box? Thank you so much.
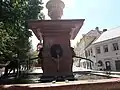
[0,0,44,63]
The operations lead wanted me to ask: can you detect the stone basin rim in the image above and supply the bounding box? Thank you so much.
[1,78,120,88]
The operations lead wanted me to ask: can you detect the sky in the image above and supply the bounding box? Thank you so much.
[31,0,120,50]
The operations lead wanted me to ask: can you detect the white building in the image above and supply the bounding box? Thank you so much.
[86,26,120,71]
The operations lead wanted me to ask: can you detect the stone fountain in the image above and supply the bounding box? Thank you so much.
[28,0,84,82]
[1,0,120,90]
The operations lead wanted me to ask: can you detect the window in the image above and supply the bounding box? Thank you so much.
[96,47,101,54]
[98,60,103,67]
[90,49,93,55]
[113,43,119,51]
[88,50,90,56]
[103,45,108,52]
[90,49,92,53]
[85,51,88,57]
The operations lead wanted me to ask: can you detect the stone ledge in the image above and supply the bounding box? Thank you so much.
[1,78,120,90]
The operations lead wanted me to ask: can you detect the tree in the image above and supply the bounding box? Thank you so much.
[0,0,44,63]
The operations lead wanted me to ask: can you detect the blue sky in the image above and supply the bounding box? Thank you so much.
[31,0,120,49]
[63,0,120,34]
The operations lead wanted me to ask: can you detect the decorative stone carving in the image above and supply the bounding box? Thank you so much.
[46,0,65,20]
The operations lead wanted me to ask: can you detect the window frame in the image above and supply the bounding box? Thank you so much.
[113,43,119,51]
[103,44,108,53]
[96,46,101,54]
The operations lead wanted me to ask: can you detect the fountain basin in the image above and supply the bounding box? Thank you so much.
[1,78,120,90]
[0,68,120,90]
[0,72,114,84]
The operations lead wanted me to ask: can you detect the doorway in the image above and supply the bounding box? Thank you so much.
[105,61,111,71]
[115,60,120,71]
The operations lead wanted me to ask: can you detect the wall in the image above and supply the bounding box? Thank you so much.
[86,45,97,70]
[93,37,120,71]
[74,30,101,69]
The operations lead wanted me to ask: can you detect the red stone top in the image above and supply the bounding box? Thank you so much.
[28,19,85,40]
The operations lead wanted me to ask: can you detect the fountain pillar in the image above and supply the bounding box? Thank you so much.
[28,0,85,82]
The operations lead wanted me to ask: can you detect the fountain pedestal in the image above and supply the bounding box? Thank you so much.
[41,24,72,77]
[28,20,84,81]
[28,0,84,82]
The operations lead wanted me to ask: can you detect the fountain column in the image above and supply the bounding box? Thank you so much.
[28,0,85,82]
[41,0,73,80]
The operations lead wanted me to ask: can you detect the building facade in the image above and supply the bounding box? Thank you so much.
[74,27,102,69]
[82,27,120,71]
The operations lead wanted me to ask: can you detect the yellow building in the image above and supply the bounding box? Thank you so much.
[74,27,102,69]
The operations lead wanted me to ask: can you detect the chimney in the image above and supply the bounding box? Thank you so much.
[95,27,101,34]
[103,29,107,32]
[95,27,99,30]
